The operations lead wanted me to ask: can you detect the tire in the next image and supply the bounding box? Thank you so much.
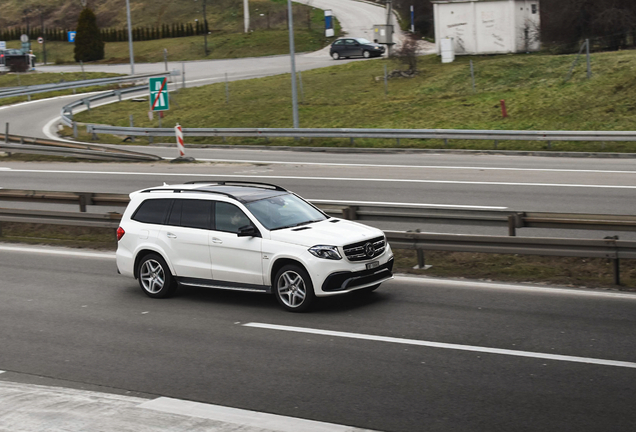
[137,253,177,299]
[331,52,340,60]
[362,50,371,58]
[274,265,315,312]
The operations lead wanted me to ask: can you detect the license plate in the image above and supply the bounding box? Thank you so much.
[366,261,379,270]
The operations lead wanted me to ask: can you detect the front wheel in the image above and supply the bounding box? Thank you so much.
[362,50,371,58]
[274,265,315,312]
[331,52,340,60]
[137,253,177,298]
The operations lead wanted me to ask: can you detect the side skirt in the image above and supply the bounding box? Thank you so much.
[176,277,271,294]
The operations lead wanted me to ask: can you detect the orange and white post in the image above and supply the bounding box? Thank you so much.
[175,123,185,157]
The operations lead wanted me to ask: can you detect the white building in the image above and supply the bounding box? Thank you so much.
[433,0,541,55]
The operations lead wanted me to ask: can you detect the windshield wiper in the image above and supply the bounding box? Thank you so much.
[272,219,323,231]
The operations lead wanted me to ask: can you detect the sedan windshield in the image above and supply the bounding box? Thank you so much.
[245,193,327,230]
[356,38,372,44]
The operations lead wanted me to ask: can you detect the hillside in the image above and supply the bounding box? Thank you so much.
[0,0,304,33]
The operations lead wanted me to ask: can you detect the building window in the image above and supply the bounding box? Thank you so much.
[531,4,537,14]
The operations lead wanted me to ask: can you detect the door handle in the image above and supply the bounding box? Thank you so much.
[211,237,223,244]
[167,232,177,239]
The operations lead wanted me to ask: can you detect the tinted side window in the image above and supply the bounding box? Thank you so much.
[180,199,212,230]
[132,199,172,224]
[167,199,183,226]
[215,202,252,234]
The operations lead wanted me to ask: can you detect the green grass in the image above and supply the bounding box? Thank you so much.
[3,6,340,65]
[72,49,636,152]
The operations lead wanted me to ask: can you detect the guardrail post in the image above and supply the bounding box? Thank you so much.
[444,139,448,148]
[494,140,498,149]
[84,99,90,111]
[4,123,8,144]
[613,258,620,285]
[342,206,358,220]
[73,121,78,139]
[547,141,552,150]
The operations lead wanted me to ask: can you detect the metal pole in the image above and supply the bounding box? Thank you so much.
[225,73,229,104]
[586,39,591,79]
[298,71,304,103]
[410,5,414,33]
[125,0,135,75]
[470,60,476,93]
[613,258,620,285]
[203,0,209,56]
[129,114,134,142]
[244,0,250,33]
[287,0,299,128]
[80,61,86,80]
[4,123,8,143]
[182,62,186,89]
[40,11,47,65]
[384,64,388,96]
[163,48,168,71]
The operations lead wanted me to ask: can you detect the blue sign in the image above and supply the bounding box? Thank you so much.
[68,31,76,43]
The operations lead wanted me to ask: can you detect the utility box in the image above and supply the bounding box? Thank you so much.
[440,38,455,63]
[432,0,541,55]
[373,24,394,45]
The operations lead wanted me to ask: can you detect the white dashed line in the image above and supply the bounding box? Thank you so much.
[243,323,636,369]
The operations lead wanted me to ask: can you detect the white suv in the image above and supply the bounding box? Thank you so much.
[116,181,394,312]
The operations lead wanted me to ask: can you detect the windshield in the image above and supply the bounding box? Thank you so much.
[245,193,327,230]
[356,38,372,44]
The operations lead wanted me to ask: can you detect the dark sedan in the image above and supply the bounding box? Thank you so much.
[330,38,385,60]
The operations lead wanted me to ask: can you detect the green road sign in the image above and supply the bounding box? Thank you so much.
[149,77,169,112]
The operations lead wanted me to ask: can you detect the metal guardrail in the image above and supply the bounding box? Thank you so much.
[0,190,634,284]
[0,71,179,100]
[1,190,635,234]
[0,134,162,162]
[82,125,636,148]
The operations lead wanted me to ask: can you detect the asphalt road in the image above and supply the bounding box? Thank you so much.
[1,246,635,431]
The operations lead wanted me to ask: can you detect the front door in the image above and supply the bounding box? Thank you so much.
[210,202,263,286]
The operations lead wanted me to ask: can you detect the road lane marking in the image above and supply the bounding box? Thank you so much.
[308,199,506,209]
[0,245,115,259]
[243,323,636,369]
[194,158,636,175]
[2,168,635,189]
[393,275,636,300]
[139,397,377,432]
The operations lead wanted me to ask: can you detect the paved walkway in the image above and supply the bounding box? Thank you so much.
[0,379,376,432]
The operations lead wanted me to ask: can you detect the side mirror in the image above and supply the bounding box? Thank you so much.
[238,225,260,237]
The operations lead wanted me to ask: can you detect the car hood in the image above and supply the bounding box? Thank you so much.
[269,219,384,248]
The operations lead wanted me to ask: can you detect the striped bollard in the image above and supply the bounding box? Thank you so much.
[175,123,185,157]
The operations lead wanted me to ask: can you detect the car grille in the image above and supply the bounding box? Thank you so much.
[343,236,386,262]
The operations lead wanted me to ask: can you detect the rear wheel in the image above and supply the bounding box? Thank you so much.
[363,50,371,58]
[137,254,177,298]
[274,265,315,312]
[331,52,340,60]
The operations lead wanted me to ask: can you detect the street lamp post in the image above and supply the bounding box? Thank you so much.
[287,0,299,128]
[125,0,135,75]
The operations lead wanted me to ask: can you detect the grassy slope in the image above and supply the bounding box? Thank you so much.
[72,50,636,152]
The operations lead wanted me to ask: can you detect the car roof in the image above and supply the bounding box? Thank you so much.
[136,181,290,204]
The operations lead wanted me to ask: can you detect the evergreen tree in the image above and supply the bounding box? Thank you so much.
[74,7,104,62]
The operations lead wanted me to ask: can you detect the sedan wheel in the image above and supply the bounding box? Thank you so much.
[138,254,176,298]
[274,265,315,312]
[331,52,340,60]
[363,50,371,58]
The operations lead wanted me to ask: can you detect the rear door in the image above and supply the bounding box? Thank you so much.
[157,199,213,279]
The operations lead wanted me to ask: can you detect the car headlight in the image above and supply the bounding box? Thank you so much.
[309,245,342,260]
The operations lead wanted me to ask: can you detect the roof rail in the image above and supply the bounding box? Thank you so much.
[139,188,236,200]
[184,180,288,192]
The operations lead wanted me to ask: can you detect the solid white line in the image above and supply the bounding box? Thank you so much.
[0,245,115,259]
[2,168,635,189]
[308,199,507,210]
[0,371,5,374]
[139,397,375,432]
[393,275,636,300]
[194,158,636,175]
[243,323,636,369]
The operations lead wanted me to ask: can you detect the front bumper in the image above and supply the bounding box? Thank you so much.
[322,257,394,293]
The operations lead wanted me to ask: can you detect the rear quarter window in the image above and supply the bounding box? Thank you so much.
[131,199,172,224]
